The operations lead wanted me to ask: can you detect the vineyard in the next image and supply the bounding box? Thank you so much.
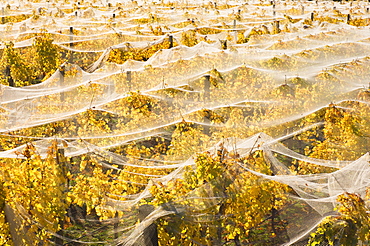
[1,0,370,245]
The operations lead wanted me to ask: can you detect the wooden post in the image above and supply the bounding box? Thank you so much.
[56,148,68,185]
[5,66,14,87]
[127,70,132,91]
[168,35,173,48]
[69,27,74,63]
[4,204,33,245]
[203,109,210,136]
[203,74,211,135]
[346,14,351,24]
[117,31,123,43]
[273,20,280,34]
[107,80,114,95]
[203,75,211,101]
[70,26,74,39]
[54,148,68,245]
[1,7,4,24]
[59,65,65,101]
[132,205,158,246]
[114,211,119,239]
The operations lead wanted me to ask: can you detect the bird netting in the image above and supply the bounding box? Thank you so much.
[0,0,370,245]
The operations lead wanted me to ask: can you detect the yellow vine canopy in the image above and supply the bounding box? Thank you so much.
[0,0,370,245]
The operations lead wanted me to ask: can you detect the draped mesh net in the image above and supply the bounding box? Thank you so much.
[1,0,370,245]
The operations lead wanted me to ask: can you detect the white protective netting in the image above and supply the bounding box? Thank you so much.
[1,0,370,245]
